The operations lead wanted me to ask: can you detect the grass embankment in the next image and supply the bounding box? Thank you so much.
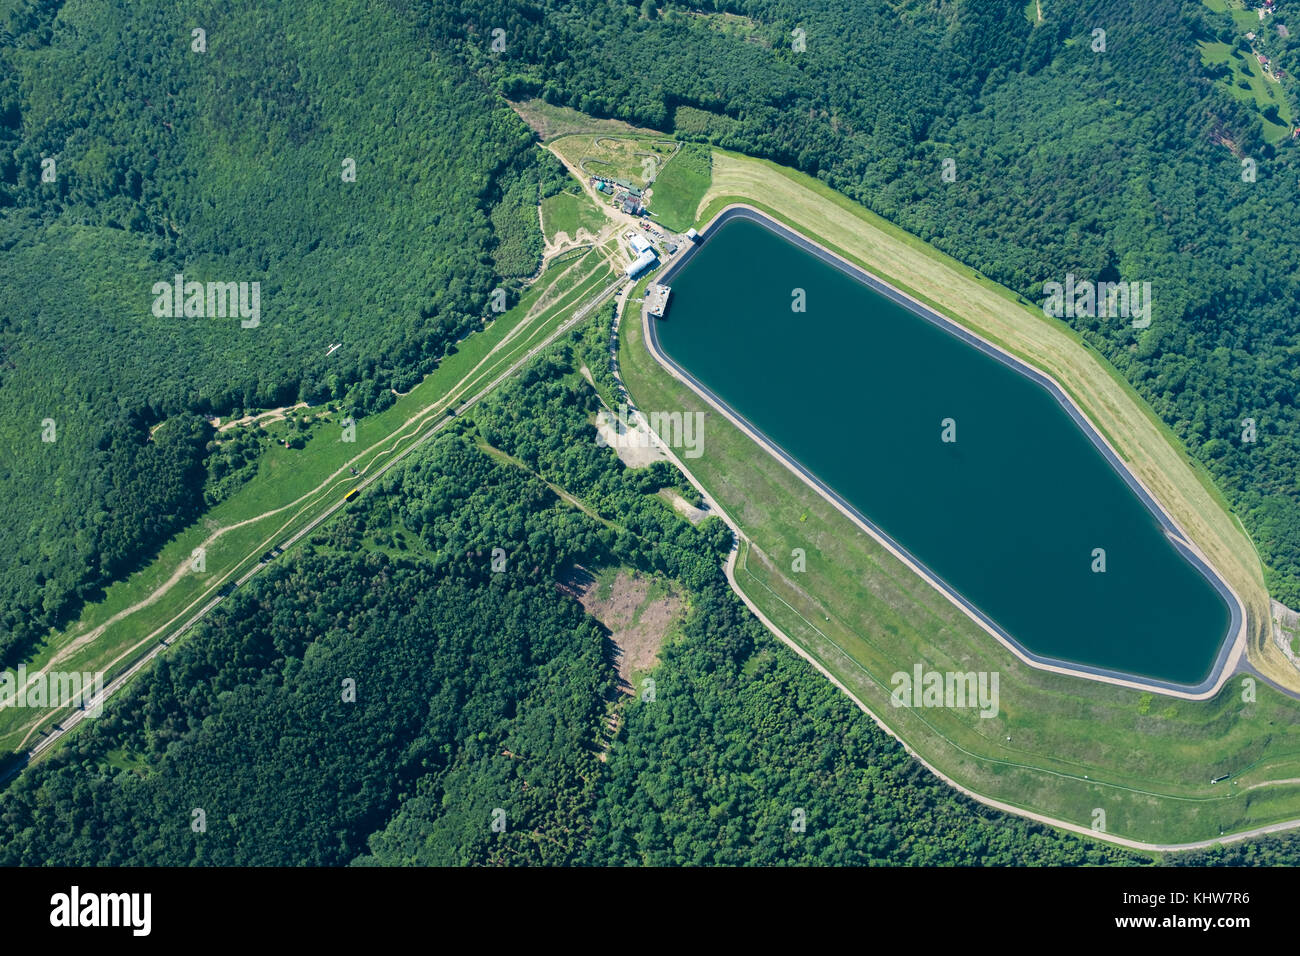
[648,143,712,232]
[618,149,1300,846]
[0,245,617,754]
[699,150,1277,684]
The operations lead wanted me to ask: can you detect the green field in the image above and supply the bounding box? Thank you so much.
[1199,0,1294,143]
[1204,0,1267,33]
[541,188,607,241]
[549,132,713,232]
[616,150,1300,847]
[1200,39,1293,142]
[647,143,712,231]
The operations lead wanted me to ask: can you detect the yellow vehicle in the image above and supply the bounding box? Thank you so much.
[344,488,360,502]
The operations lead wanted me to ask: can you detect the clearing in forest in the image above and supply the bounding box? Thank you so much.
[575,568,683,694]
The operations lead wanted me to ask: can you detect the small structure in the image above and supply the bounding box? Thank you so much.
[685,227,699,241]
[647,284,671,318]
[624,231,658,278]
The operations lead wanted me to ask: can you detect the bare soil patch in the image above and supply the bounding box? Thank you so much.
[507,98,662,141]
[571,567,683,694]
[661,490,709,524]
[593,412,668,468]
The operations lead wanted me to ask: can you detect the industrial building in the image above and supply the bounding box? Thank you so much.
[625,250,656,279]
[623,230,658,278]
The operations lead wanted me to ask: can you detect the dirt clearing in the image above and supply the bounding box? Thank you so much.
[572,567,683,694]
[593,411,669,468]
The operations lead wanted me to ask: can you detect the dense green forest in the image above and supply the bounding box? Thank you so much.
[7,0,1300,867]
[0,350,1145,865]
[422,0,1300,605]
[0,0,568,665]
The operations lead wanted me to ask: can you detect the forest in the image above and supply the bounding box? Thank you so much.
[0,0,562,665]
[7,0,1300,665]
[5,0,1300,866]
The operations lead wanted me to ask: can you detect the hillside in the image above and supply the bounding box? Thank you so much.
[0,0,562,665]
[0,352,1139,866]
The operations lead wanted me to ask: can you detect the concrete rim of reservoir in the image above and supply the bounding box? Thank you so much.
[644,204,1248,700]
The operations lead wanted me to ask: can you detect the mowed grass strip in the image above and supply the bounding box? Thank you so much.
[647,143,712,232]
[617,154,1300,845]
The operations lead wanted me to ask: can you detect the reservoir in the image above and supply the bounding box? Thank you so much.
[651,210,1237,688]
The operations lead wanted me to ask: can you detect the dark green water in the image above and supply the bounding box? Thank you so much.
[655,216,1233,685]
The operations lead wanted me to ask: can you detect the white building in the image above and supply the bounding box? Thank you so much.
[628,233,653,256]
[625,250,656,279]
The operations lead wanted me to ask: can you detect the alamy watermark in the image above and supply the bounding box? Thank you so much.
[890,664,999,718]
[50,886,150,936]
[1041,273,1151,328]
[151,273,261,328]
[0,666,105,717]
[596,402,704,459]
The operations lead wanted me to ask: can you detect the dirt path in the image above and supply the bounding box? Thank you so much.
[543,227,604,260]
[217,402,309,432]
[548,145,647,239]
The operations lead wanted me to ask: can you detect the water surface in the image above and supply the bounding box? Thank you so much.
[655,215,1233,686]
